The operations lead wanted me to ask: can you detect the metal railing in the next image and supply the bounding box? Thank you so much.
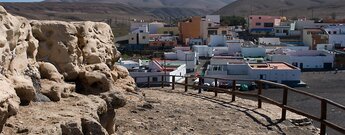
[133,75,345,135]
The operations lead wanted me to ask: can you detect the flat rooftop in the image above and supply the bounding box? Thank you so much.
[250,63,297,70]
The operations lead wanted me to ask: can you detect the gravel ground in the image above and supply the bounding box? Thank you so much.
[115,88,318,135]
[260,71,345,135]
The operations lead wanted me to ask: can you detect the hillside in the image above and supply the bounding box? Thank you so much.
[0,2,153,22]
[0,2,211,37]
[44,0,236,10]
[115,88,319,134]
[215,0,345,19]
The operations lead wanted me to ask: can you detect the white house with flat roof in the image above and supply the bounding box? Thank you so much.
[267,49,334,70]
[204,56,301,85]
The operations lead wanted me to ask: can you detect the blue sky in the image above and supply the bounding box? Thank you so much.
[0,0,43,2]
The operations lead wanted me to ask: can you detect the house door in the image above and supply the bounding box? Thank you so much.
[324,63,333,70]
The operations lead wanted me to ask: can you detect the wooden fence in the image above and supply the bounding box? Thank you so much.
[134,75,345,135]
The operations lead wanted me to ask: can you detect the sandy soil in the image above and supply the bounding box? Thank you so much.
[115,87,319,135]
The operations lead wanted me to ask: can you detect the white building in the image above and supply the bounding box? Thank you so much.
[130,22,149,33]
[205,57,301,85]
[149,22,165,34]
[130,59,186,84]
[267,49,334,70]
[323,25,345,48]
[164,50,198,72]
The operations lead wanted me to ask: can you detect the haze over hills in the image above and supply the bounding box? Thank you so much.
[215,0,345,19]
[44,0,237,9]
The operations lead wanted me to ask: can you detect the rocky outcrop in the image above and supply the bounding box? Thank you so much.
[31,20,120,81]
[0,5,139,134]
[0,76,20,132]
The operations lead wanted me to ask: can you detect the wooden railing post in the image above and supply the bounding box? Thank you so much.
[161,75,164,88]
[147,76,150,88]
[258,81,262,108]
[198,77,203,94]
[232,80,236,102]
[281,87,288,120]
[214,78,218,97]
[184,77,188,92]
[172,76,175,90]
[320,99,327,135]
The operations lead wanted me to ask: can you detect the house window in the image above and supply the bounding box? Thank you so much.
[276,30,280,33]
[131,38,134,40]
[328,31,331,34]
[283,30,288,34]
[208,30,218,36]
[264,23,274,27]
[333,31,337,34]
[222,30,227,35]
[256,23,261,26]
[250,17,253,19]
[259,17,262,19]
[139,30,144,33]
[208,23,212,27]
[260,74,266,79]
[142,36,146,39]
[152,77,158,82]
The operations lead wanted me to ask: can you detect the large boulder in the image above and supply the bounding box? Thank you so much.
[31,21,82,81]
[10,76,36,105]
[31,21,121,81]
[0,76,20,132]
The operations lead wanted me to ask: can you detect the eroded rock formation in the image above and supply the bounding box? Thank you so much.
[0,5,140,134]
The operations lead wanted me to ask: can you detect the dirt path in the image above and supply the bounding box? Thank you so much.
[115,88,318,135]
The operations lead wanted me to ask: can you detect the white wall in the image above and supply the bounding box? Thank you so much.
[269,54,334,69]
[209,35,226,47]
[317,44,334,51]
[242,48,266,57]
[212,47,229,56]
[149,22,165,34]
[193,45,211,57]
[328,35,345,47]
[248,68,301,83]
[228,42,242,55]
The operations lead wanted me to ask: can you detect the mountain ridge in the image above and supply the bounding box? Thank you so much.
[43,0,237,9]
[215,0,345,19]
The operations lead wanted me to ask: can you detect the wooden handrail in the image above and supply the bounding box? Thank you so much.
[133,74,345,135]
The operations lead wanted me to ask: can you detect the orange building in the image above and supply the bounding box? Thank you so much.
[178,17,202,44]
